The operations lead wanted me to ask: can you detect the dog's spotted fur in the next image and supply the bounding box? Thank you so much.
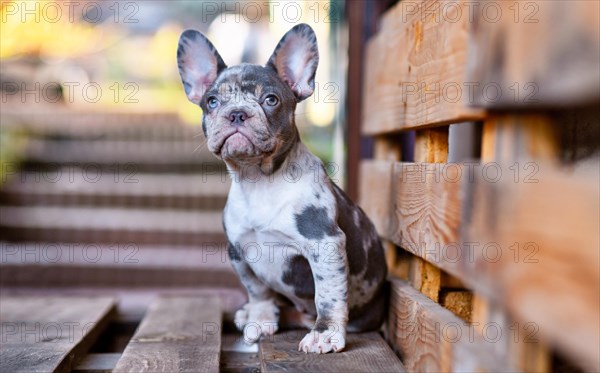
[178,24,387,354]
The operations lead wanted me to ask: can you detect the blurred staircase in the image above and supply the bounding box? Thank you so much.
[0,112,244,313]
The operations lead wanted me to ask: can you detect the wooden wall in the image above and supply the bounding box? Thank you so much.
[359,1,599,371]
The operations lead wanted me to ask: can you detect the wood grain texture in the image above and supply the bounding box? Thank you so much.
[0,297,116,373]
[362,0,485,135]
[259,330,406,372]
[415,128,449,163]
[365,157,598,370]
[467,0,600,107]
[390,162,463,273]
[72,353,121,372]
[439,291,472,322]
[113,297,222,373]
[408,257,441,303]
[388,280,510,372]
[468,164,600,372]
[358,160,394,236]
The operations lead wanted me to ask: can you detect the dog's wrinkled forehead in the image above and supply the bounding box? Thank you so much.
[206,64,295,103]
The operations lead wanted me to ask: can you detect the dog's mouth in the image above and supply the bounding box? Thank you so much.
[214,128,269,159]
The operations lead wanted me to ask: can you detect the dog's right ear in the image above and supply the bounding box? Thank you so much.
[177,30,227,105]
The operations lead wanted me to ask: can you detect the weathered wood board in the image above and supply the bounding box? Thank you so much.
[390,162,464,274]
[467,0,600,107]
[72,353,121,372]
[388,280,510,372]
[468,164,600,372]
[362,0,485,135]
[0,297,116,373]
[363,157,599,372]
[358,160,394,236]
[113,297,222,373]
[259,330,406,372]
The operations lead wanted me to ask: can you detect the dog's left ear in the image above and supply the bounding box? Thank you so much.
[267,23,319,102]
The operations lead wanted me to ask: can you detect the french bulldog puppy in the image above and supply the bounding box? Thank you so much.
[177,23,387,354]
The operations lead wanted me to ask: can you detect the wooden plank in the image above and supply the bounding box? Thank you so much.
[468,165,600,372]
[388,279,510,372]
[390,162,463,271]
[0,297,116,373]
[415,128,449,163]
[467,0,600,107]
[0,172,229,210]
[21,138,216,165]
[0,206,223,233]
[360,160,467,281]
[73,353,121,372]
[480,114,559,162]
[220,334,260,373]
[408,257,441,303]
[0,265,239,290]
[358,160,393,236]
[367,158,598,370]
[0,110,184,136]
[362,0,485,135]
[113,297,222,373]
[439,291,472,322]
[0,206,225,245]
[471,295,550,373]
[259,330,406,372]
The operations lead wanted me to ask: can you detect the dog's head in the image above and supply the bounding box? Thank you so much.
[177,24,318,173]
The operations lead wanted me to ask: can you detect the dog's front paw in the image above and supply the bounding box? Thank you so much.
[234,300,280,343]
[298,328,346,354]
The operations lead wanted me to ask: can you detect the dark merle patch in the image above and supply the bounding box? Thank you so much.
[295,205,337,240]
[281,255,315,300]
[314,302,332,333]
[332,182,387,283]
[319,301,332,313]
[331,183,367,275]
[348,282,389,332]
[315,274,324,281]
[314,318,331,333]
[364,234,387,283]
[227,241,242,262]
[201,119,207,137]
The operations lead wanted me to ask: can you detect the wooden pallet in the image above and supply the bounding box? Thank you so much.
[0,296,406,373]
[360,1,599,372]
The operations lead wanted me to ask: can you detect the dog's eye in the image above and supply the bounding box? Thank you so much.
[264,95,279,106]
[207,97,219,109]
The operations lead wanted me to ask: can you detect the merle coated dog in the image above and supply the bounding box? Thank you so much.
[177,23,387,353]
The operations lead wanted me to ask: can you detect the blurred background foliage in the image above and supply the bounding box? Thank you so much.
[0,0,347,163]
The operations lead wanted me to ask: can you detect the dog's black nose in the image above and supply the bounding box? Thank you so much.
[229,111,247,124]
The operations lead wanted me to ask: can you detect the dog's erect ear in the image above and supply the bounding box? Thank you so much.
[267,24,319,102]
[177,29,227,105]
